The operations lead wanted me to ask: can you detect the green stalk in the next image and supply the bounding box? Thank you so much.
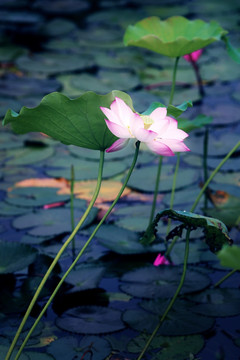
[12,141,140,360]
[70,164,76,259]
[149,56,179,228]
[166,152,180,235]
[214,269,238,288]
[5,151,105,360]
[166,140,240,257]
[203,128,209,209]
[148,156,162,225]
[137,228,191,360]
[169,57,180,106]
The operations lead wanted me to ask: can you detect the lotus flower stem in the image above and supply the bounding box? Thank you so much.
[149,56,180,229]
[70,164,76,259]
[203,127,209,209]
[137,228,190,360]
[169,57,179,105]
[5,151,105,360]
[166,152,180,236]
[189,55,205,98]
[214,269,238,288]
[148,156,163,226]
[12,141,140,360]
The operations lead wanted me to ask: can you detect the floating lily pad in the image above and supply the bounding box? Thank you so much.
[65,265,105,291]
[6,146,54,165]
[0,75,61,98]
[120,266,211,298]
[33,0,90,15]
[69,142,133,160]
[127,333,204,360]
[0,98,22,117]
[59,70,139,96]
[114,204,165,232]
[0,202,30,216]
[7,187,69,207]
[0,44,27,62]
[124,16,227,57]
[16,52,93,75]
[0,346,28,360]
[3,91,134,151]
[43,18,77,37]
[56,306,125,334]
[189,288,240,317]
[96,225,165,254]
[127,165,198,193]
[0,241,38,274]
[12,207,98,236]
[0,133,23,150]
[170,240,217,265]
[45,156,128,180]
[94,48,146,69]
[47,336,111,360]
[123,299,214,335]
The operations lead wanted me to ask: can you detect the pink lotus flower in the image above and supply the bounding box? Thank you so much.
[183,49,203,63]
[100,97,190,155]
[153,253,170,266]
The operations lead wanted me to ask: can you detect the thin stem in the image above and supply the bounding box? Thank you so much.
[214,269,238,288]
[149,57,179,229]
[5,151,105,360]
[148,156,162,226]
[203,127,209,209]
[166,140,240,258]
[70,164,76,259]
[169,57,179,106]
[191,140,240,212]
[13,141,140,360]
[189,55,205,98]
[137,228,191,360]
[166,153,180,235]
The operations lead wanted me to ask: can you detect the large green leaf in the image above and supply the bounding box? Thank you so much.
[124,16,228,57]
[2,91,133,151]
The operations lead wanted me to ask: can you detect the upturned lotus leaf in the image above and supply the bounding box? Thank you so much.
[124,16,228,57]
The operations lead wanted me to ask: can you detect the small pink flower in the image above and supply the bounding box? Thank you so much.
[183,49,203,63]
[153,253,170,266]
[100,97,190,155]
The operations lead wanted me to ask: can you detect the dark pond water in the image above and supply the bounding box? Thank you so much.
[0,0,240,359]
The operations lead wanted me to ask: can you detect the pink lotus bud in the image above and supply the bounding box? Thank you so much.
[43,202,65,209]
[153,253,170,266]
[183,49,203,62]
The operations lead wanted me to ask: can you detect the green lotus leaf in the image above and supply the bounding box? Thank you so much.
[2,91,133,151]
[124,16,228,57]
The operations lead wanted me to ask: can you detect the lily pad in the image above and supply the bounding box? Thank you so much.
[43,18,77,37]
[7,187,69,207]
[12,207,98,236]
[59,70,139,96]
[127,333,204,360]
[127,165,198,193]
[123,299,214,335]
[56,306,125,334]
[0,241,38,274]
[45,156,128,180]
[65,265,105,291]
[0,75,61,98]
[189,288,240,317]
[3,91,134,151]
[124,16,227,57]
[120,266,211,298]
[96,225,165,254]
[6,146,54,165]
[47,335,111,360]
[0,202,30,216]
[0,346,28,360]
